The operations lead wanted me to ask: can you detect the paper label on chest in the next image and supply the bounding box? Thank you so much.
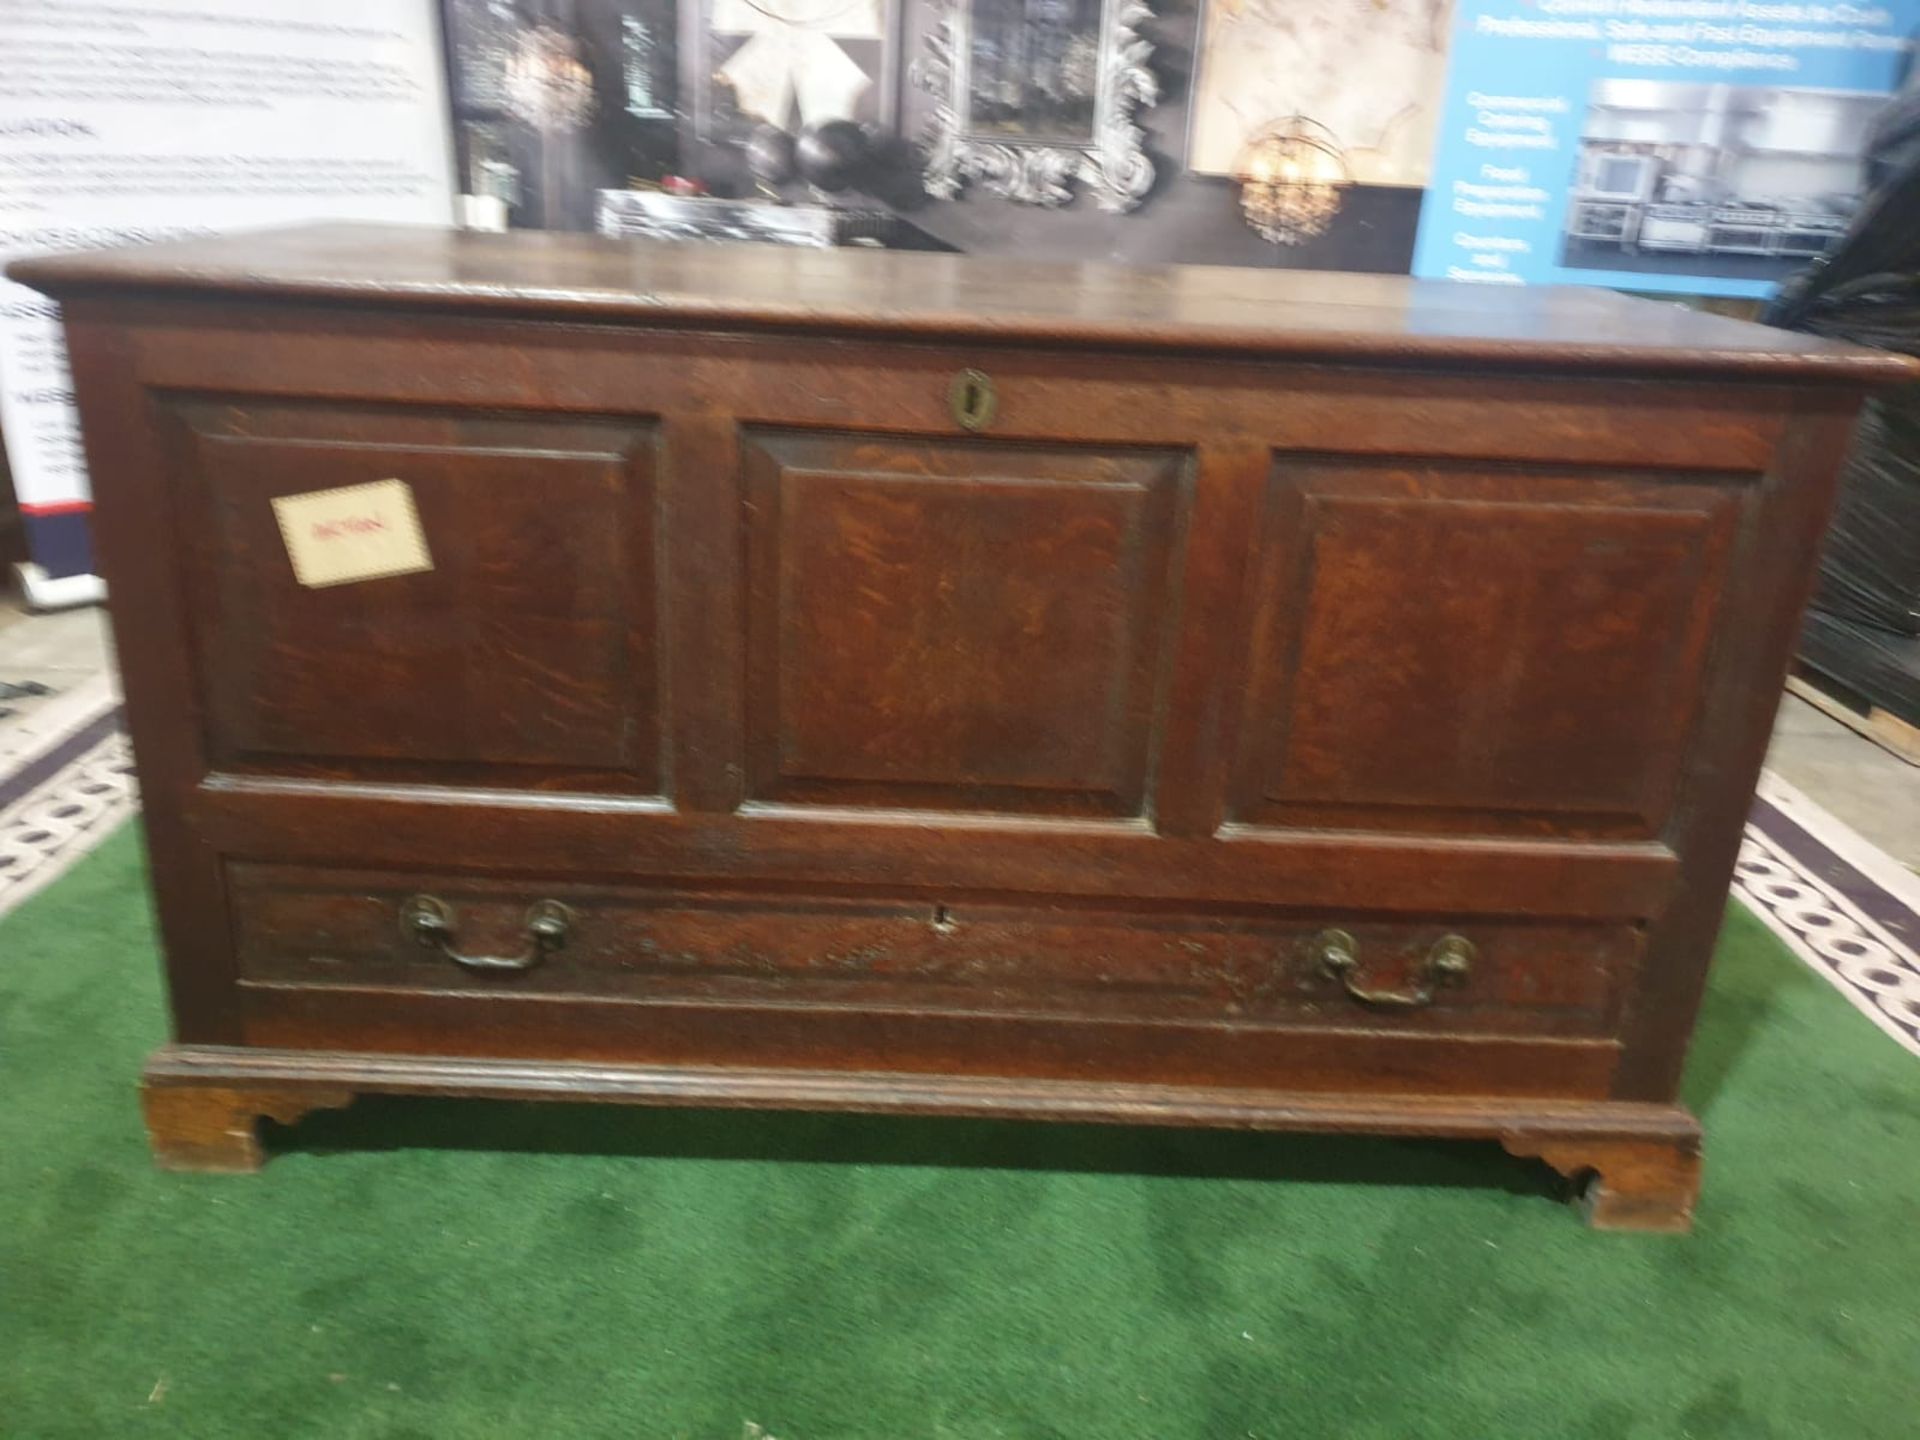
[272,478,433,588]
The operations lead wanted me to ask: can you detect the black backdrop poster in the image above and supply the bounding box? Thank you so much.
[438,0,1446,271]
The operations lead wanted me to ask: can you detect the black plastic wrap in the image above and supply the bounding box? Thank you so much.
[1801,608,1920,721]
[1806,393,1920,634]
[1767,84,1920,345]
[1766,83,1920,650]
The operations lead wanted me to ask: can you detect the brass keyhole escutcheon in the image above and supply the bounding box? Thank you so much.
[949,368,998,432]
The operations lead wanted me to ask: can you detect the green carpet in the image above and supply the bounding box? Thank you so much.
[2,826,1916,1439]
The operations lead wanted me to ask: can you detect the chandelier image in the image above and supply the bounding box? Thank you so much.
[502,24,597,134]
[1233,116,1352,246]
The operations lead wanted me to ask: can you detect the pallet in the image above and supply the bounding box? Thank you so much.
[1787,668,1920,767]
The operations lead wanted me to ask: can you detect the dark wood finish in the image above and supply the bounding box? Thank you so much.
[17,224,1911,1230]
[226,861,1638,1036]
[1613,398,1870,1101]
[742,431,1189,816]
[192,782,1679,915]
[1229,459,1742,838]
[55,316,244,1043]
[234,990,1626,1098]
[14,223,1911,384]
[163,398,663,790]
[141,1076,353,1173]
[1508,1132,1705,1233]
[144,1043,1700,1231]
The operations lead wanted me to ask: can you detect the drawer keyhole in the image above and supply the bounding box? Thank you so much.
[930,904,959,936]
[949,369,997,432]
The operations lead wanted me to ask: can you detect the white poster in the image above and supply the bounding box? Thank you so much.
[1188,0,1454,187]
[0,0,456,585]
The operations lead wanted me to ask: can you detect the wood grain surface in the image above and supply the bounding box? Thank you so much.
[20,223,1910,1228]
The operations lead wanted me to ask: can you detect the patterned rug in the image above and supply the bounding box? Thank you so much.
[2,685,1915,1060]
[1737,772,1920,1058]
[0,674,136,919]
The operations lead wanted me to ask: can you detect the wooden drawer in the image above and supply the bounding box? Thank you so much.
[228,862,1640,1040]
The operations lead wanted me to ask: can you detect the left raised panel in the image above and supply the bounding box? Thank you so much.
[163,399,664,793]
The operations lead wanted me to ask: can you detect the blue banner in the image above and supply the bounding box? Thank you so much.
[1413,0,1919,295]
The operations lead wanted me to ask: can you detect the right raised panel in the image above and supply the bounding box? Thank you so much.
[1229,456,1746,838]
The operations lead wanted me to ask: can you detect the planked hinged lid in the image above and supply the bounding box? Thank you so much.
[9,222,1916,385]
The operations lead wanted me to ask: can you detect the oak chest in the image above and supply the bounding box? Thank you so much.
[15,224,1910,1229]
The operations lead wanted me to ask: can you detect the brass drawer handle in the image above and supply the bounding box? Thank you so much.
[400,894,573,974]
[1315,929,1474,1009]
[949,368,997,431]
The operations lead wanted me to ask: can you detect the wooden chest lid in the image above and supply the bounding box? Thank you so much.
[10,222,1914,385]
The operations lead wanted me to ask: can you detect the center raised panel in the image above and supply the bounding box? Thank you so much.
[742,431,1191,817]
[1229,456,1744,838]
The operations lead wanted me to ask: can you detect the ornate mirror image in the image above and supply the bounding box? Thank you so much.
[915,0,1158,210]
[966,0,1102,143]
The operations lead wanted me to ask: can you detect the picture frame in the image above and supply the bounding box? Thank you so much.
[913,0,1158,211]
[689,0,904,144]
[1185,0,1449,187]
